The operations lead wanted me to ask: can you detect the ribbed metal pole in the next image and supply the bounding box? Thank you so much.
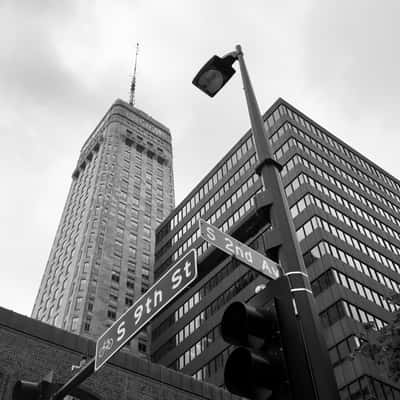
[235,44,339,400]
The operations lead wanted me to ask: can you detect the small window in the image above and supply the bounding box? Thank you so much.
[138,341,147,353]
[109,293,118,302]
[71,317,79,331]
[125,297,133,306]
[143,227,151,238]
[107,310,116,320]
[111,272,120,283]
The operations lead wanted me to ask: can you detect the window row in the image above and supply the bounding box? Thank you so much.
[334,269,398,313]
[71,157,97,190]
[264,103,286,130]
[53,186,93,259]
[287,122,400,204]
[176,325,220,370]
[174,257,243,323]
[304,241,399,295]
[312,268,397,313]
[172,172,258,253]
[157,194,257,279]
[172,270,257,348]
[79,126,103,164]
[169,128,308,253]
[72,148,99,181]
[170,156,257,246]
[156,124,287,247]
[292,192,400,257]
[170,137,254,230]
[40,270,90,319]
[191,347,232,381]
[172,190,257,262]
[37,278,67,315]
[280,138,400,218]
[153,255,247,340]
[322,159,398,230]
[277,104,400,194]
[328,335,361,368]
[66,185,92,216]
[124,132,169,166]
[122,109,171,145]
[297,216,400,275]
[288,172,400,241]
[320,300,386,330]
[196,196,257,259]
[311,269,337,297]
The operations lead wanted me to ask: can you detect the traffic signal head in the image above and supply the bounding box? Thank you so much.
[224,347,284,398]
[221,301,279,347]
[12,380,53,400]
[221,301,286,399]
[13,381,40,400]
[221,277,322,400]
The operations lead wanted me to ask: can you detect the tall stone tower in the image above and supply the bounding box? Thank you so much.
[32,99,174,357]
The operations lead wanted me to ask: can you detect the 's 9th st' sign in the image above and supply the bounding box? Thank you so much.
[95,250,197,372]
[199,219,280,280]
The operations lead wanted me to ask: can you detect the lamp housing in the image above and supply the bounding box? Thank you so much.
[192,54,236,97]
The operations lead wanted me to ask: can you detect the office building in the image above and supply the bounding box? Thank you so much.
[151,98,400,399]
[32,99,174,357]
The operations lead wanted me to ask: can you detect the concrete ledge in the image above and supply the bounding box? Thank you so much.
[0,307,239,400]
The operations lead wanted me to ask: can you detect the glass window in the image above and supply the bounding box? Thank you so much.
[144,227,151,238]
[75,297,82,310]
[71,317,79,331]
[337,341,349,360]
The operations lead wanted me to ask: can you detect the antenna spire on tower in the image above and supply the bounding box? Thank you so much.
[129,43,139,106]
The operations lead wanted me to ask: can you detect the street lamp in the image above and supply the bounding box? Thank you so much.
[193,46,276,167]
[193,45,340,400]
[192,53,236,97]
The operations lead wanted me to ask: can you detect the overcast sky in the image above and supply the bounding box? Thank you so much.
[1,0,399,317]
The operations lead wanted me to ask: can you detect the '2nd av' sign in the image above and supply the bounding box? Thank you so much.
[199,219,280,280]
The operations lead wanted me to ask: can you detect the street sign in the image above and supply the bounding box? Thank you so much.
[95,249,197,372]
[199,219,280,280]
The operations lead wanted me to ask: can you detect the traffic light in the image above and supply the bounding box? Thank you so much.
[12,380,55,400]
[221,300,286,399]
[221,276,316,400]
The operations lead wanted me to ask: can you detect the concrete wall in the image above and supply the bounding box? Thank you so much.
[0,307,236,400]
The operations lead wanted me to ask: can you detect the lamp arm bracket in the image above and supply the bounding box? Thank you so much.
[222,50,240,63]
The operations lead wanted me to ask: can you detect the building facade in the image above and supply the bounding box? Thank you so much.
[32,99,175,357]
[151,98,400,399]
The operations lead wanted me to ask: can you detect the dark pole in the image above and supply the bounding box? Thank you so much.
[235,44,339,400]
[50,358,95,400]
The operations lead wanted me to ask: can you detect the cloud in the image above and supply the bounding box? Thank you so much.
[303,1,400,121]
[1,0,399,318]
[0,2,78,104]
